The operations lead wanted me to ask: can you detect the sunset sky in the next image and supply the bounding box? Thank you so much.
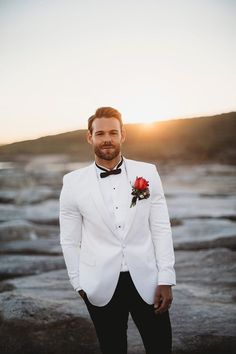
[0,0,236,144]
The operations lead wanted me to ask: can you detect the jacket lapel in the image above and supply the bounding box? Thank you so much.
[123,158,138,238]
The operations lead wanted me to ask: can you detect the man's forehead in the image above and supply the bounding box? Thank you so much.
[92,117,121,131]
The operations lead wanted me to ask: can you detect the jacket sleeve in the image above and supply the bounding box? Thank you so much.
[149,165,176,286]
[59,174,82,291]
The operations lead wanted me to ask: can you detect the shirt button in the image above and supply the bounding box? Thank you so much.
[116,206,118,209]
[118,226,121,228]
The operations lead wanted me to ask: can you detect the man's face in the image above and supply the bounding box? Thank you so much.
[87,117,126,161]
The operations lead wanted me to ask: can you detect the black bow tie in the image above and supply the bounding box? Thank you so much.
[96,158,123,178]
[100,169,121,178]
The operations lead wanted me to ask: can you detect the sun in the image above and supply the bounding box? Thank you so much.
[141,121,155,131]
[143,121,154,126]
[123,113,157,126]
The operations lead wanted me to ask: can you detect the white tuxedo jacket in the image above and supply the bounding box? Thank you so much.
[59,158,176,306]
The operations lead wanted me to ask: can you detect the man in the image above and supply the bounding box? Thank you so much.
[59,107,176,354]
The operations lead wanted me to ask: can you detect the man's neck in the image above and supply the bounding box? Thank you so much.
[95,155,122,170]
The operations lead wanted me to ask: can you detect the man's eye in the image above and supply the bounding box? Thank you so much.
[111,132,118,135]
[96,133,103,136]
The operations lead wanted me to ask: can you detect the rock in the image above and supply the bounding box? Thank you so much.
[16,186,59,204]
[0,187,60,205]
[174,248,236,354]
[0,204,24,222]
[0,167,34,189]
[0,159,64,192]
[172,218,236,250]
[0,238,61,255]
[162,163,236,196]
[0,282,15,293]
[0,248,235,353]
[171,288,236,354]
[174,235,236,251]
[0,220,58,242]
[24,200,59,225]
[0,269,146,354]
[0,293,99,354]
[0,200,59,225]
[171,218,183,227]
[171,248,236,354]
[0,269,101,354]
[175,248,236,294]
[0,190,16,203]
[167,195,236,219]
[0,255,65,280]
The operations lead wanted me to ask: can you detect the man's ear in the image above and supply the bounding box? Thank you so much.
[121,127,126,143]
[87,130,92,145]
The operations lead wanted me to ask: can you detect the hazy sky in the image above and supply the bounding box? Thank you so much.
[0,0,236,144]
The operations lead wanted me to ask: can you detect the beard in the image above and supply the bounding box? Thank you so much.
[94,143,121,161]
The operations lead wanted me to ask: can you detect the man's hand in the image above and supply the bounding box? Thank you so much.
[154,285,173,315]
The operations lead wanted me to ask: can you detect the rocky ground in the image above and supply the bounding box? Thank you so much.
[0,155,235,354]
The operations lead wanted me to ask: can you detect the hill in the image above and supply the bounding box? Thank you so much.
[0,112,235,164]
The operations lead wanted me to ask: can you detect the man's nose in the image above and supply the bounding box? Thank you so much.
[103,139,112,145]
[103,134,112,142]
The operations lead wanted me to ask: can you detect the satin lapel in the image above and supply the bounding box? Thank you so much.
[123,158,138,238]
[88,163,118,238]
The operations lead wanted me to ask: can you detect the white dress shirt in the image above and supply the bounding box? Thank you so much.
[95,158,131,272]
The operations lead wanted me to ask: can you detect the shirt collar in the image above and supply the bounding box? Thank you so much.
[95,156,123,172]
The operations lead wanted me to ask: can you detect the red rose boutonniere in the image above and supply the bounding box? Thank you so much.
[130,177,150,208]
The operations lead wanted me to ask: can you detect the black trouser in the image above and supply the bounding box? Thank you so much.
[83,271,172,354]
